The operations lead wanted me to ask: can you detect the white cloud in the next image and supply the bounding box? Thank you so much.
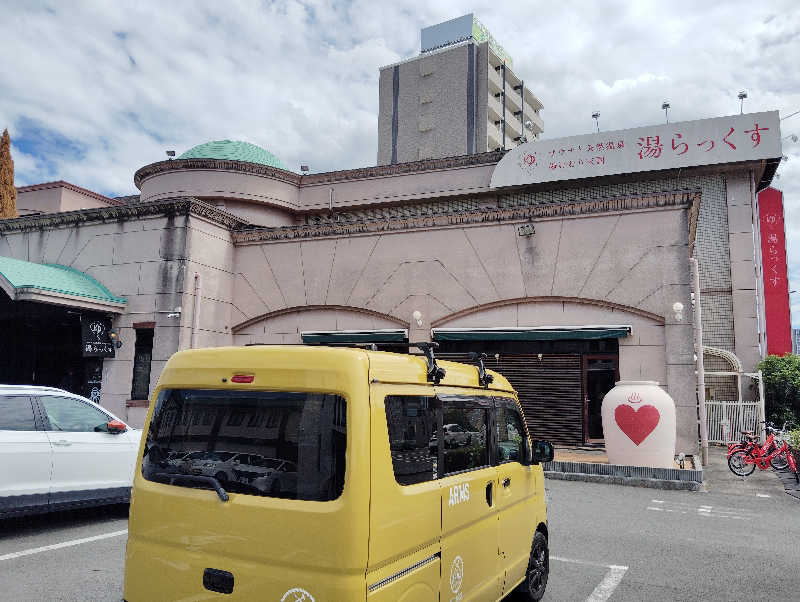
[0,0,799,324]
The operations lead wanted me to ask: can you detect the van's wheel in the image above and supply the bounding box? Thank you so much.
[215,472,228,486]
[515,531,548,601]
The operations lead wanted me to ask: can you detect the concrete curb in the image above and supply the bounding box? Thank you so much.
[543,458,704,491]
[544,471,702,491]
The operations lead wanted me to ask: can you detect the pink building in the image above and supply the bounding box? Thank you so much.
[0,113,785,456]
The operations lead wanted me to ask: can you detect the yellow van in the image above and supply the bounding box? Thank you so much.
[123,345,553,601]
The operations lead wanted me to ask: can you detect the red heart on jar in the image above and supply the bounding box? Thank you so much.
[614,404,660,446]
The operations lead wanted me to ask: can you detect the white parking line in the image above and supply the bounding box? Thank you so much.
[0,529,128,562]
[586,565,629,602]
[645,500,753,521]
[551,556,629,602]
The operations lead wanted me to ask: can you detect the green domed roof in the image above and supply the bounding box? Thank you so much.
[178,140,288,170]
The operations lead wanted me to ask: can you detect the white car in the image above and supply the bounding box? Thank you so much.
[0,385,141,518]
[249,459,299,497]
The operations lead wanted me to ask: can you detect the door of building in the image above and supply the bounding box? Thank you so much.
[582,355,619,443]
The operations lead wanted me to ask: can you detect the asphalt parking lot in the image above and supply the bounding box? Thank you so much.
[0,505,128,602]
[1,469,797,602]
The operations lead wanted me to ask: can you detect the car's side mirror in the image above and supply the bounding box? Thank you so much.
[106,420,127,434]
[531,440,554,465]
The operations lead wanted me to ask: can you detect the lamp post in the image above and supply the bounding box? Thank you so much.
[662,101,670,124]
[738,91,747,114]
[592,112,600,133]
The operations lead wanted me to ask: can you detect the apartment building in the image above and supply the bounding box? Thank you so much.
[377,14,544,165]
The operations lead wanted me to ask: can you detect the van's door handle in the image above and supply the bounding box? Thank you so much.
[503,477,511,488]
[485,481,493,507]
[52,440,71,446]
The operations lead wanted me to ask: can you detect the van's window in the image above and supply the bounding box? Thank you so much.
[385,395,439,485]
[142,389,346,502]
[496,403,526,463]
[442,400,489,475]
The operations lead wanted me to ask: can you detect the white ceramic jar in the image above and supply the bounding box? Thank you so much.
[600,381,676,468]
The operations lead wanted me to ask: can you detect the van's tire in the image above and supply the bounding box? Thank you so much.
[515,531,548,601]
[214,472,228,485]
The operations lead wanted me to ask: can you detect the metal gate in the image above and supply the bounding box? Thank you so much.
[439,353,584,445]
[704,370,765,444]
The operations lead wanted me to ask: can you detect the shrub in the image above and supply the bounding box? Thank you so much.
[787,428,800,451]
[757,354,800,424]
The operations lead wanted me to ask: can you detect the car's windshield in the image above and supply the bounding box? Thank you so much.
[141,389,347,501]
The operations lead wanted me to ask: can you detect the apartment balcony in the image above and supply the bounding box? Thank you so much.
[488,65,503,95]
[487,120,503,151]
[488,94,503,122]
[523,107,544,135]
[523,88,544,112]
[504,111,523,139]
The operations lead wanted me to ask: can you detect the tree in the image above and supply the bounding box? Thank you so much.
[757,354,800,425]
[0,129,18,219]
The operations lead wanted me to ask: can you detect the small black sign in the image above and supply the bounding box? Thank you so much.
[81,316,115,358]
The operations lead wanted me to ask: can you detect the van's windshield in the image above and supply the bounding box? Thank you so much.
[141,389,346,501]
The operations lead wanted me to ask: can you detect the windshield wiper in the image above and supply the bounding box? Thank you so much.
[153,471,229,502]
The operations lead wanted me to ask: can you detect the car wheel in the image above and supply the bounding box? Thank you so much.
[515,531,548,601]
[465,435,472,446]
[270,480,282,496]
[214,471,228,485]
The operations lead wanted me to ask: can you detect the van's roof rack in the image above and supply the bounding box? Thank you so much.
[469,352,494,388]
[305,341,447,384]
[242,341,447,384]
[411,342,446,385]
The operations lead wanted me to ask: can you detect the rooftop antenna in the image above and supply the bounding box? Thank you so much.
[592,111,600,133]
[662,101,670,124]
[738,91,747,114]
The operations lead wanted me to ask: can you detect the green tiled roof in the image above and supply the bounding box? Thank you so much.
[178,140,289,170]
[0,256,126,304]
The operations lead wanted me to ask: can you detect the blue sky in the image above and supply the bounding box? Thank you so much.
[1,0,799,324]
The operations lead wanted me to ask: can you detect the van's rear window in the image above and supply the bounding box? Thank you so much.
[141,389,346,502]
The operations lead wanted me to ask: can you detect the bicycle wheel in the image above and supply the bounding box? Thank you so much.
[728,450,756,476]
[770,450,789,470]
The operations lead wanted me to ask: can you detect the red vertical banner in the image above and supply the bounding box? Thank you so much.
[758,187,792,355]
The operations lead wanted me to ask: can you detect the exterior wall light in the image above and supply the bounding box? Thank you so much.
[672,302,684,321]
[412,310,423,327]
[109,329,122,349]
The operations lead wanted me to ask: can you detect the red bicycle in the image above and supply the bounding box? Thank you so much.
[727,422,789,471]
[728,433,799,483]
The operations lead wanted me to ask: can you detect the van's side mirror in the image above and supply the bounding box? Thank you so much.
[520,438,534,466]
[531,440,554,465]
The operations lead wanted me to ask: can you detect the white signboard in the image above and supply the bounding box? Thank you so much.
[490,111,781,188]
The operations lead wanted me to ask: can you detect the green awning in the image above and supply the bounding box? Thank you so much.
[301,329,408,344]
[0,256,127,313]
[432,326,631,342]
